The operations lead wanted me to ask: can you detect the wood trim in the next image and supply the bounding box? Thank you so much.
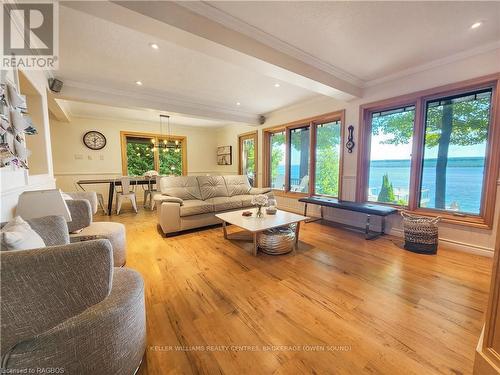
[475,188,500,373]
[238,131,258,187]
[120,131,188,176]
[263,110,345,197]
[355,74,500,228]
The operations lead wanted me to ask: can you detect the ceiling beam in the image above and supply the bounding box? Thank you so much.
[63,1,361,100]
[52,80,260,125]
[47,92,71,122]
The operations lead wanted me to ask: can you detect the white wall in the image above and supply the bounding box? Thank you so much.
[214,123,255,175]
[0,69,56,221]
[222,47,500,256]
[50,116,220,199]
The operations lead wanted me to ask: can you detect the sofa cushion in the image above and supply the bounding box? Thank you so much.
[180,200,214,217]
[224,175,251,196]
[197,176,229,200]
[206,196,242,212]
[160,176,202,200]
[237,194,255,208]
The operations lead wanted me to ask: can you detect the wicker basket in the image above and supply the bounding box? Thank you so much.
[258,225,296,255]
[401,211,441,254]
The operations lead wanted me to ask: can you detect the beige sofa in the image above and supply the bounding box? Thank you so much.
[156,175,273,235]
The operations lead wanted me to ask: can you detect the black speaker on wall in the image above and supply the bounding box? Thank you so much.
[48,78,64,93]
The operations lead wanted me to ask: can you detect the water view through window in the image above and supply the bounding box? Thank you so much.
[420,89,491,214]
[368,106,415,206]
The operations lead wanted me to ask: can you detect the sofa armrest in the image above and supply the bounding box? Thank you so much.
[157,201,181,234]
[154,195,183,205]
[65,199,92,233]
[26,215,70,246]
[249,187,272,195]
[65,191,98,214]
[0,239,113,356]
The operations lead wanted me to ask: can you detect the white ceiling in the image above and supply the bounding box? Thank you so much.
[57,100,228,128]
[53,1,500,127]
[57,5,316,119]
[205,1,500,82]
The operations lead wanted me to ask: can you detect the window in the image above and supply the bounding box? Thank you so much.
[368,106,415,205]
[125,136,155,176]
[315,120,342,196]
[358,76,499,227]
[238,132,258,187]
[289,126,310,193]
[420,89,492,215]
[269,130,286,190]
[121,132,187,176]
[264,111,344,196]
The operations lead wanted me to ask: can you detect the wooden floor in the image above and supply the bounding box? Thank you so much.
[97,209,492,375]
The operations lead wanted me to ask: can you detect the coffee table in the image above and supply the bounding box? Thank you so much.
[215,209,308,256]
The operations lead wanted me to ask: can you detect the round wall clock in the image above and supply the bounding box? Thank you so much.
[83,131,106,150]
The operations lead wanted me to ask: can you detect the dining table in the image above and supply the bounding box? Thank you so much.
[76,177,156,215]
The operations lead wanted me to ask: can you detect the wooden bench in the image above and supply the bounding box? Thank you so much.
[298,196,398,240]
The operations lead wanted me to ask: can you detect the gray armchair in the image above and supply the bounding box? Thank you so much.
[0,216,146,374]
[64,192,127,267]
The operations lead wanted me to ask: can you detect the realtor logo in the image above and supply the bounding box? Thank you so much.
[1,1,59,69]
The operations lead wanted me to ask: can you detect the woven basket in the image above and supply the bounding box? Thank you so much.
[401,211,441,254]
[258,224,296,255]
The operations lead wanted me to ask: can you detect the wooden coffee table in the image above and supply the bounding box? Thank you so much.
[215,209,308,256]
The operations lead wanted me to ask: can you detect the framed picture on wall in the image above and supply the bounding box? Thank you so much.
[217,146,232,165]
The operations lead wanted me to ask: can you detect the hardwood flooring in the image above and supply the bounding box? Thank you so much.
[96,209,492,375]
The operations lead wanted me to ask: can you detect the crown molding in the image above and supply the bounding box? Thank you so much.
[364,41,500,88]
[57,79,259,125]
[178,1,365,88]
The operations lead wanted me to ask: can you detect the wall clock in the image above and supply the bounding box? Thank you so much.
[83,131,106,150]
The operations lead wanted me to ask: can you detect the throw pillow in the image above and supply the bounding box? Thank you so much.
[0,216,45,251]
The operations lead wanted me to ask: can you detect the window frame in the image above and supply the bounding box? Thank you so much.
[356,74,500,228]
[238,131,258,187]
[263,110,345,198]
[120,131,188,176]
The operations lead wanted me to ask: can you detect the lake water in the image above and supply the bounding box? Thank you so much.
[281,157,485,214]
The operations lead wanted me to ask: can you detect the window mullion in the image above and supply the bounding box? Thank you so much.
[408,99,424,211]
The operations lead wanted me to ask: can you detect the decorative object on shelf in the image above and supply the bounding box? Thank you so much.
[217,145,232,165]
[258,225,296,255]
[150,114,182,154]
[346,125,355,153]
[266,198,277,215]
[0,78,37,169]
[242,210,252,217]
[83,130,106,150]
[401,211,441,255]
[251,194,268,218]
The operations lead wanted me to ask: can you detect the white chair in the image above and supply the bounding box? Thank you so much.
[149,175,164,211]
[73,181,106,214]
[291,175,309,193]
[115,177,138,215]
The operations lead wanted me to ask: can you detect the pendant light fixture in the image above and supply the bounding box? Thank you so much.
[151,114,181,153]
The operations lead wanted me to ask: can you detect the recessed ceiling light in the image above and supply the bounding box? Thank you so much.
[149,43,159,50]
[274,83,280,88]
[236,102,241,106]
[135,81,143,86]
[470,21,482,29]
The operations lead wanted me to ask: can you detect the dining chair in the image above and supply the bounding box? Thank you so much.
[73,181,106,214]
[150,175,163,211]
[115,176,138,215]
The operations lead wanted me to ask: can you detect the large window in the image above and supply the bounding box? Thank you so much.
[368,106,415,206]
[269,130,286,190]
[238,132,258,187]
[315,120,342,196]
[264,111,344,196]
[358,76,499,227]
[289,127,310,193]
[420,89,492,215]
[121,132,187,176]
